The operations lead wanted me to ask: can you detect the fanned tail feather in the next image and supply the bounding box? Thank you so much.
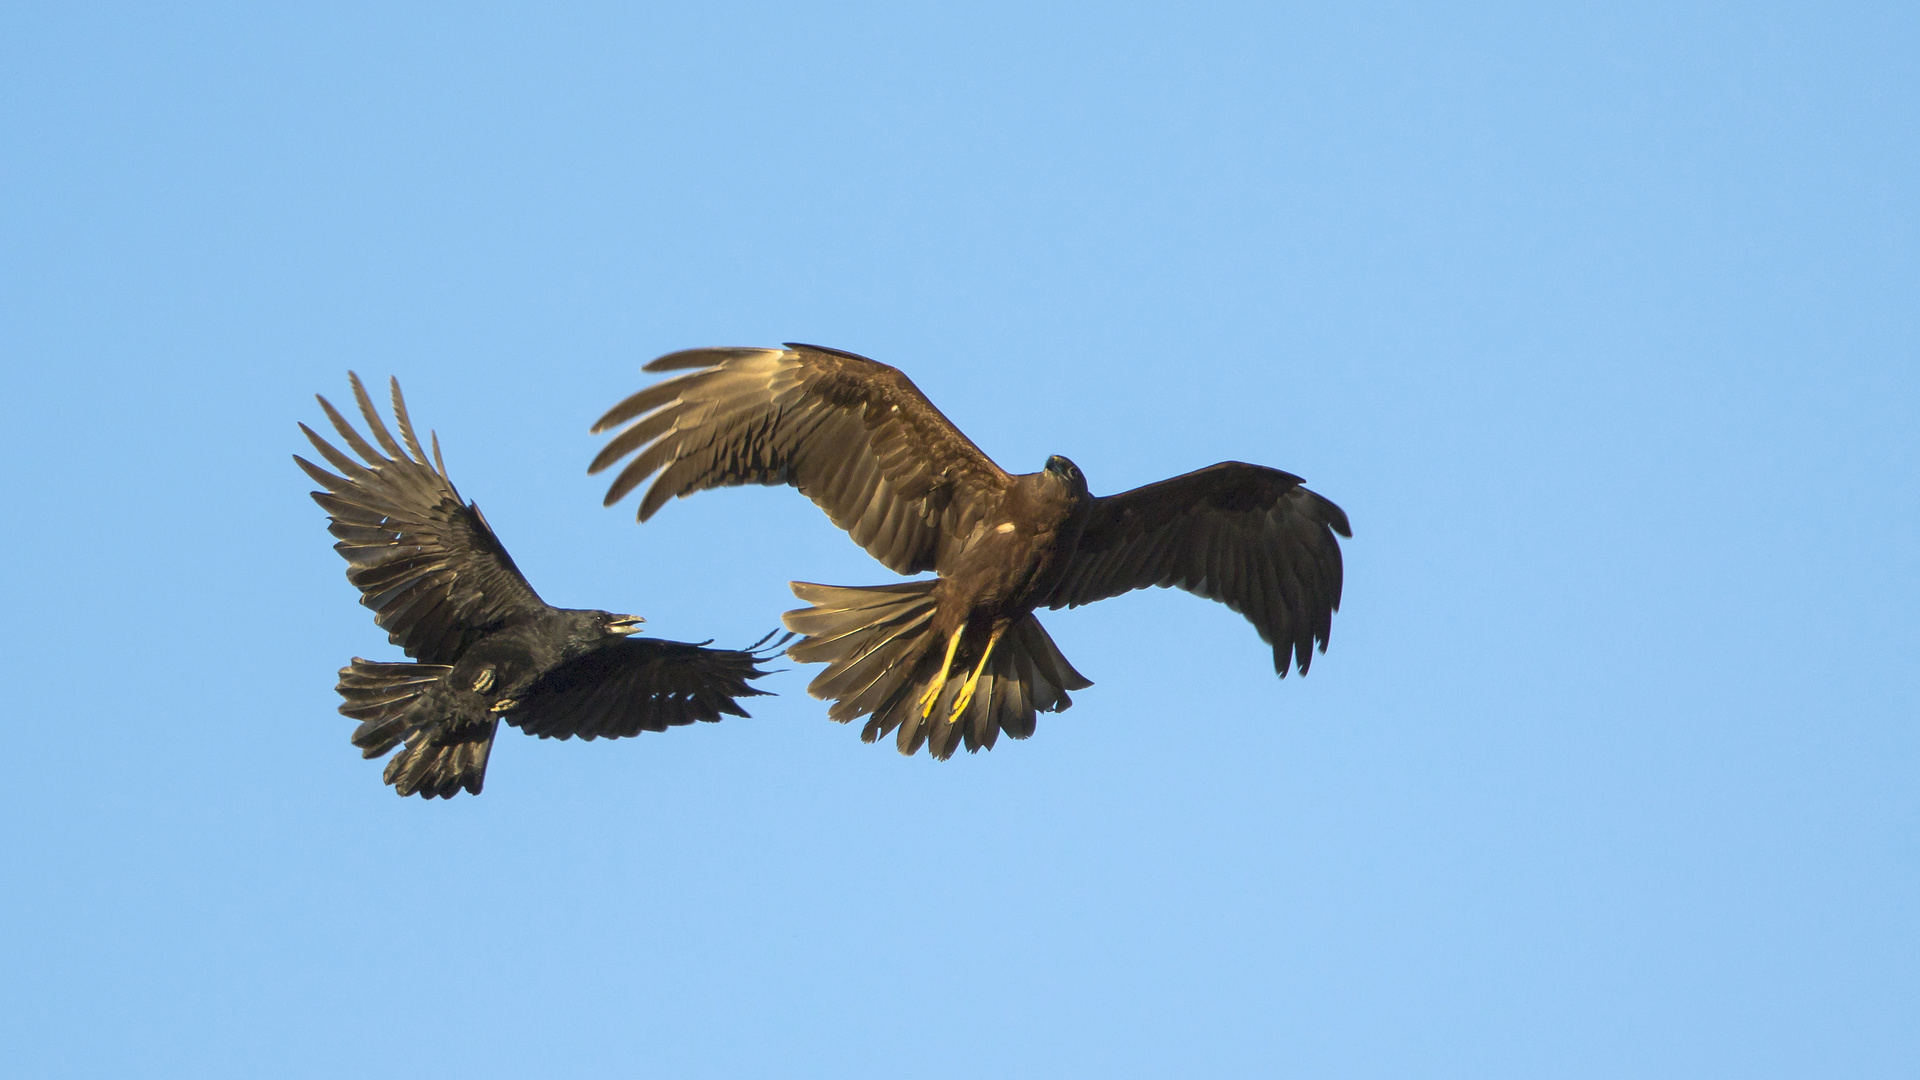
[380,719,498,799]
[782,581,1092,761]
[334,658,495,798]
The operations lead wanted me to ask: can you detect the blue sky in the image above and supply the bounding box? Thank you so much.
[2,2,1914,1076]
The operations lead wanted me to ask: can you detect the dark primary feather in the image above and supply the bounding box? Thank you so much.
[1041,462,1351,675]
[295,373,546,664]
[508,634,784,741]
[590,344,1013,575]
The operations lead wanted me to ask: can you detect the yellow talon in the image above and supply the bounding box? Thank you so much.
[919,626,966,717]
[948,624,1006,722]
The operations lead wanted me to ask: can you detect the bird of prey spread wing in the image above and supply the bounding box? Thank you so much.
[298,373,781,798]
[590,344,1350,760]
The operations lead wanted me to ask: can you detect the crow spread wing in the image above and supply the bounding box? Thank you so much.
[296,374,549,664]
[590,344,1012,575]
[506,636,782,741]
[1040,462,1351,675]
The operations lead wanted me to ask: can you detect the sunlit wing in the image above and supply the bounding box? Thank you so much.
[296,373,548,664]
[590,344,1012,575]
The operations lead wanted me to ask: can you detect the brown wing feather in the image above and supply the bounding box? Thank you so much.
[590,344,1011,575]
[296,373,549,664]
[505,636,780,740]
[1041,462,1351,676]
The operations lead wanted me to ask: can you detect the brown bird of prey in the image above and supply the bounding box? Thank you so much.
[297,373,780,798]
[590,344,1350,761]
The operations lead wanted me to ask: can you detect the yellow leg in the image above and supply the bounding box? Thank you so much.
[918,626,967,717]
[948,624,1006,722]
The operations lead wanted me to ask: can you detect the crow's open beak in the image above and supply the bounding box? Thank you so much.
[607,614,646,636]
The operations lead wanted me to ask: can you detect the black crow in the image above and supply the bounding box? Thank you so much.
[298,373,780,798]
[587,344,1349,760]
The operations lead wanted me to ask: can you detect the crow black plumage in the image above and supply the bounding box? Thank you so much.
[298,373,780,798]
[589,344,1351,760]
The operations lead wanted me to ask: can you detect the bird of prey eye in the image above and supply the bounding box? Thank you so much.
[296,373,783,798]
[589,343,1351,761]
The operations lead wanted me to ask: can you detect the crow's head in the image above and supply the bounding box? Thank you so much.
[599,612,646,637]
